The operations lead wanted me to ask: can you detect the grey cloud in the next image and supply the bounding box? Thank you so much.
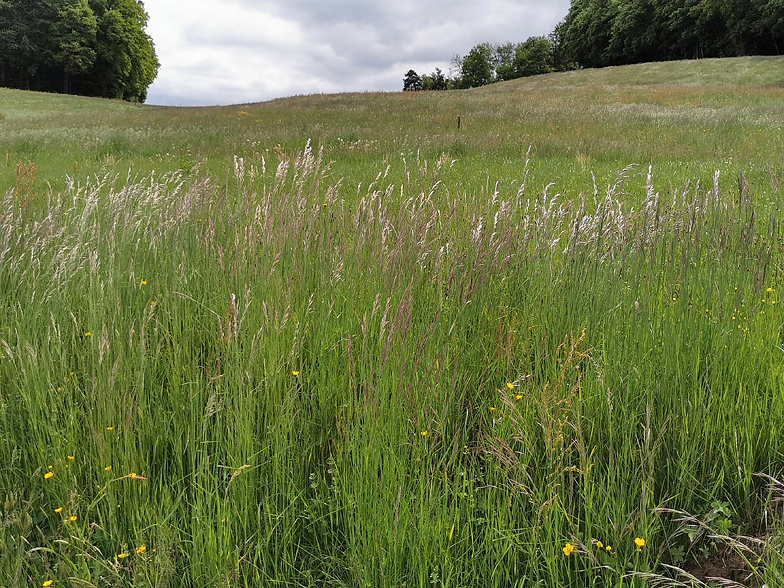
[144,0,571,105]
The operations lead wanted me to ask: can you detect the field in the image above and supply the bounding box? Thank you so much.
[2,56,784,587]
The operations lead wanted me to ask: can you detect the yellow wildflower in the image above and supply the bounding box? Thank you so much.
[506,382,514,389]
[85,332,92,337]
[136,545,146,555]
[141,281,147,285]
[292,371,299,376]
[67,455,75,460]
[106,427,114,431]
[44,471,54,479]
[69,516,77,522]
[563,543,574,556]
[43,581,53,587]
[606,545,612,552]
[117,553,126,559]
[54,507,63,513]
[420,431,427,437]
[634,537,645,548]
[104,466,112,471]
[515,394,523,401]
[596,541,603,548]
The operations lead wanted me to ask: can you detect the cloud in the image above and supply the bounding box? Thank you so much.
[142,0,570,106]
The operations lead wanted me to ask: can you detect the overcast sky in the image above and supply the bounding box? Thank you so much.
[142,0,571,106]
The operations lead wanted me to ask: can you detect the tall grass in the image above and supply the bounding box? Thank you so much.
[1,141,783,587]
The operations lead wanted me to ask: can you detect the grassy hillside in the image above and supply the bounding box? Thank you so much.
[2,58,784,588]
[3,55,784,199]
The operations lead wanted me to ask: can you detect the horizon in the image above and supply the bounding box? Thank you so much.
[141,0,570,106]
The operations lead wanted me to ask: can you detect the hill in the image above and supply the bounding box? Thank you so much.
[2,57,784,588]
[2,56,784,198]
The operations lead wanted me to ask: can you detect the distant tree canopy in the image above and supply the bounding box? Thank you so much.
[0,0,159,102]
[403,35,559,92]
[403,69,422,91]
[560,0,784,68]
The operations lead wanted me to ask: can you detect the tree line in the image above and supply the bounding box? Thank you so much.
[403,35,563,91]
[404,0,784,91]
[560,0,784,68]
[0,0,159,103]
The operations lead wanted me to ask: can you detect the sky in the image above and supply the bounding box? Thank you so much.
[142,0,571,106]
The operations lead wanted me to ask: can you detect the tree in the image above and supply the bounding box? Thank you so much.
[403,69,422,91]
[759,0,784,53]
[0,0,19,86]
[493,42,517,81]
[422,67,447,91]
[0,0,157,101]
[607,0,660,65]
[51,0,97,93]
[549,20,574,71]
[514,36,555,76]
[561,0,618,68]
[87,0,159,102]
[460,43,494,87]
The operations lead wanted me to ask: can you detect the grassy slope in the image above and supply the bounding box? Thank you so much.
[2,55,784,198]
[1,58,784,588]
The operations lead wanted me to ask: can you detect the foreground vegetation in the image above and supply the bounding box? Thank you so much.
[2,58,784,587]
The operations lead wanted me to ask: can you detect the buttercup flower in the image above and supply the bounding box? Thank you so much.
[635,537,645,548]
[563,543,574,556]
[54,507,63,513]
[104,466,112,471]
[420,431,427,437]
[136,545,146,555]
[506,382,515,389]
[292,371,299,376]
[596,541,603,548]
[44,472,54,479]
[69,516,77,522]
[43,581,53,587]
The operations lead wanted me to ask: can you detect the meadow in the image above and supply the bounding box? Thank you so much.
[1,56,784,587]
